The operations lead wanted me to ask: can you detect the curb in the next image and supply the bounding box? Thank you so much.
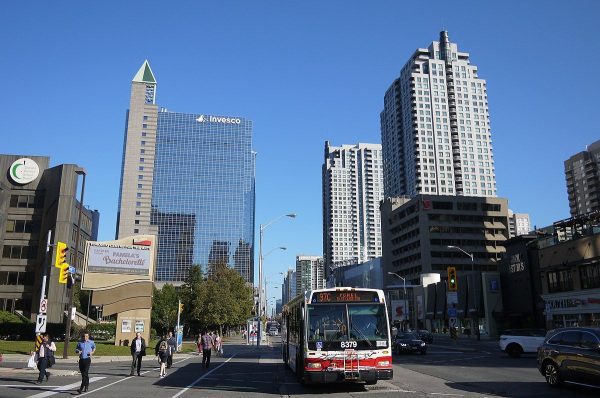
[427,344,478,352]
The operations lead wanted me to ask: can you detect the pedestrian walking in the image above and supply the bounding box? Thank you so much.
[214,332,222,356]
[155,335,169,378]
[196,334,202,356]
[129,332,147,376]
[35,333,56,384]
[75,331,96,394]
[201,330,213,368]
[166,331,176,369]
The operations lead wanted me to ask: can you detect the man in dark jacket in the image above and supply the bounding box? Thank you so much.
[129,332,146,376]
[166,331,176,369]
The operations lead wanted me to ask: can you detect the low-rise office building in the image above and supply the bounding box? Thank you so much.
[381,194,508,336]
[537,213,600,329]
[0,155,98,323]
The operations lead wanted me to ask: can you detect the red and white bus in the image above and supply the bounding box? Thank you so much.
[281,288,393,384]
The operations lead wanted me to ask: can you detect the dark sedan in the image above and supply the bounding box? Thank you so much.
[394,332,427,355]
[416,329,433,344]
[537,327,600,388]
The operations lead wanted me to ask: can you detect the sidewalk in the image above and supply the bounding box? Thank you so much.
[0,352,197,375]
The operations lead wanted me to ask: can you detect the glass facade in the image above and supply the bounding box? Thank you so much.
[151,111,255,283]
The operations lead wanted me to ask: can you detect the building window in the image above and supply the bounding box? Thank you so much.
[134,229,139,233]
[135,211,141,216]
[142,124,148,128]
[2,245,37,260]
[140,158,145,163]
[5,219,37,233]
[9,195,41,209]
[547,270,573,293]
[135,220,140,225]
[580,263,600,290]
[143,116,148,121]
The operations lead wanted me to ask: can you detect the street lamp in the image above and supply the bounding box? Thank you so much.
[258,213,296,347]
[262,248,286,317]
[447,245,474,271]
[388,272,412,330]
[446,245,479,340]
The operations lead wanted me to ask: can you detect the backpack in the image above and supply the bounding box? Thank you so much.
[159,340,168,352]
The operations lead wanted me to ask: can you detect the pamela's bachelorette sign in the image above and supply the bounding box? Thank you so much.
[86,242,151,275]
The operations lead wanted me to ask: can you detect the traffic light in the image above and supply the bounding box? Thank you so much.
[55,242,70,284]
[54,242,68,268]
[447,267,457,291]
[179,302,184,313]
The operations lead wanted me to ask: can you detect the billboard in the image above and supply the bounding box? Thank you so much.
[86,242,151,275]
[391,300,409,321]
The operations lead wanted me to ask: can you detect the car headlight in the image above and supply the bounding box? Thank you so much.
[421,342,425,346]
[400,343,407,346]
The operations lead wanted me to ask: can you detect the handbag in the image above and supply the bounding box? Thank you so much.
[27,353,37,369]
[47,355,56,368]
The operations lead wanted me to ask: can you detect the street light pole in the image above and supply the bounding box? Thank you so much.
[257,213,296,347]
[388,272,412,330]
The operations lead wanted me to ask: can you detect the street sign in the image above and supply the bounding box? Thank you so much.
[68,266,76,274]
[448,307,457,318]
[447,292,458,305]
[70,307,76,321]
[449,317,458,328]
[36,314,47,333]
[39,299,48,314]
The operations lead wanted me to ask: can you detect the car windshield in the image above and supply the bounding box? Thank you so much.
[397,333,418,340]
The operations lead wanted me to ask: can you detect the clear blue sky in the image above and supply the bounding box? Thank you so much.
[2,1,600,305]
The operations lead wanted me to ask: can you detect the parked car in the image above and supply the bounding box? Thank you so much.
[537,327,600,388]
[499,329,546,358]
[394,332,426,355]
[416,330,433,344]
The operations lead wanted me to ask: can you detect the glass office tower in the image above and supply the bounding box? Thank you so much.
[151,111,255,283]
[118,62,256,284]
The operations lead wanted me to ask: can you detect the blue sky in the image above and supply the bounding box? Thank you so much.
[2,1,600,306]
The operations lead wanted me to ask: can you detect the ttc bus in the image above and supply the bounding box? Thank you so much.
[281,288,393,384]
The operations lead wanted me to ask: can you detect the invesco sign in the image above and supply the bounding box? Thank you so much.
[196,114,242,124]
[8,158,40,185]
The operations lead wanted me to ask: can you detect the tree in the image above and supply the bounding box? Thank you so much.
[151,284,179,335]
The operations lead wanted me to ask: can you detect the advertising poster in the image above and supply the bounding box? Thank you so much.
[135,320,145,332]
[121,319,132,333]
[86,242,151,275]
[391,300,409,321]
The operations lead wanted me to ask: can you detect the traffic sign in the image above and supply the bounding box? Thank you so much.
[449,317,458,328]
[39,299,48,314]
[68,266,76,274]
[448,307,457,318]
[36,314,47,333]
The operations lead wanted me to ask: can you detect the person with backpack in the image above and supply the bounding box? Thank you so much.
[200,330,213,368]
[166,331,176,369]
[35,333,56,384]
[155,335,169,378]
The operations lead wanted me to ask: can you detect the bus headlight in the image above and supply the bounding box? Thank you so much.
[377,360,390,367]
[420,342,426,346]
[306,362,322,369]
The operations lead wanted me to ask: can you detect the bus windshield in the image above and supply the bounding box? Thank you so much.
[307,303,389,350]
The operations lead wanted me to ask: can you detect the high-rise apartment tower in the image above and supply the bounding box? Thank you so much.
[295,255,325,296]
[322,141,383,276]
[380,31,497,198]
[564,139,600,217]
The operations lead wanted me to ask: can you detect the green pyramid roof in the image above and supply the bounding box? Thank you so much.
[132,60,156,84]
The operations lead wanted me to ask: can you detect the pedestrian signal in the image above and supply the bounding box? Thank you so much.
[54,242,68,268]
[447,267,457,291]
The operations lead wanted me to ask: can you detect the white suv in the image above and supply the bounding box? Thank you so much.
[499,329,546,358]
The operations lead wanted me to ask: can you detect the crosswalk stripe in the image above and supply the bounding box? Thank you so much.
[27,377,105,398]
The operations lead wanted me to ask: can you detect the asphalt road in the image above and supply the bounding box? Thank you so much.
[0,337,598,398]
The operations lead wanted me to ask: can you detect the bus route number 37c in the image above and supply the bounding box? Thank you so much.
[340,341,358,348]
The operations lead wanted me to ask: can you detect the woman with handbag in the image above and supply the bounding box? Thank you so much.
[35,333,56,384]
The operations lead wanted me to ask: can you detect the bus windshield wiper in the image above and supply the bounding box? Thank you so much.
[351,323,373,348]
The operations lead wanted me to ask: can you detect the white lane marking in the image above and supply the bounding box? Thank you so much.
[0,385,65,388]
[27,377,105,398]
[77,356,190,397]
[429,394,464,397]
[171,354,237,398]
[423,351,465,354]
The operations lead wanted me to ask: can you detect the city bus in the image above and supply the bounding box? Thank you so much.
[281,288,393,385]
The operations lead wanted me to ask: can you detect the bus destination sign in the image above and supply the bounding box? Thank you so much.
[312,291,379,303]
